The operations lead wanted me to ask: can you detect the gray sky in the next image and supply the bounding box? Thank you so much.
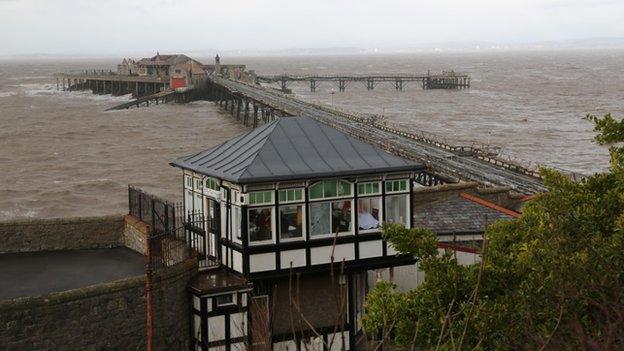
[1,0,623,55]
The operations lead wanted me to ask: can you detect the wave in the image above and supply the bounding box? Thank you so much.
[14,83,133,102]
[0,91,17,98]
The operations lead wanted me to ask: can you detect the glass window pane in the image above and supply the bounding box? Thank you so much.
[279,190,286,203]
[310,183,323,199]
[385,195,408,226]
[249,208,273,242]
[332,201,352,233]
[358,184,365,194]
[294,190,302,201]
[310,202,330,236]
[280,204,303,240]
[340,181,351,196]
[385,182,392,192]
[357,197,381,230]
[324,180,337,198]
[399,180,407,191]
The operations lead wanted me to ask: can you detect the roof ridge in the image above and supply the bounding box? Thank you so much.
[458,192,521,218]
[239,119,280,180]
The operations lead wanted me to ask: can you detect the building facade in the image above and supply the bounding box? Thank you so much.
[171,116,433,350]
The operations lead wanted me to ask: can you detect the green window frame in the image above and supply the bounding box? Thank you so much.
[205,177,220,191]
[309,180,352,200]
[248,190,274,206]
[185,175,193,189]
[385,179,408,193]
[357,181,381,196]
[278,188,304,203]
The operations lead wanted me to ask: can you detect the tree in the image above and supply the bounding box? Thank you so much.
[362,114,624,350]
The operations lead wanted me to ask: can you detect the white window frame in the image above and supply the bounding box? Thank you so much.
[247,190,274,206]
[232,205,242,243]
[279,203,306,242]
[384,194,410,228]
[308,179,353,201]
[385,179,409,194]
[184,175,193,190]
[203,177,221,198]
[194,178,203,192]
[309,199,354,239]
[278,188,304,204]
[357,181,382,196]
[248,206,275,245]
[357,196,382,234]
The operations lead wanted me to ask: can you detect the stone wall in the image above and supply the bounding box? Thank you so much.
[123,214,149,255]
[0,257,197,351]
[0,215,124,254]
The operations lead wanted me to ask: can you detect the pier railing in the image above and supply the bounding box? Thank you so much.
[297,97,543,179]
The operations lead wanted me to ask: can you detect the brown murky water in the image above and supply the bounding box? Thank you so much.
[0,51,622,220]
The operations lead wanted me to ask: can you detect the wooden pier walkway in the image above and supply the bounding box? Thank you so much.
[105,90,175,111]
[209,77,546,195]
[256,71,470,92]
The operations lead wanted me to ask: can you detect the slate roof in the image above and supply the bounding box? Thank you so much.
[171,116,423,184]
[413,193,514,234]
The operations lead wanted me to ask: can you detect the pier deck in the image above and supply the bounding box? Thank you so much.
[256,72,471,91]
[211,77,546,195]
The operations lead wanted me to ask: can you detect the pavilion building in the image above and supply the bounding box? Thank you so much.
[171,116,431,350]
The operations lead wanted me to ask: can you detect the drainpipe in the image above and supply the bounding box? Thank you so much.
[146,225,154,351]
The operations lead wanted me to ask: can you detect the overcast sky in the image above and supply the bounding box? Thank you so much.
[1,0,623,55]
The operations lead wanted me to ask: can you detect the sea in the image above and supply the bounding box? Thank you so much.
[0,50,622,220]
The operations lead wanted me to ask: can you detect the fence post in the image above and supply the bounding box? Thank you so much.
[138,191,142,221]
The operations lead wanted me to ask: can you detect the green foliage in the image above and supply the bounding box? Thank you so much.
[363,114,624,350]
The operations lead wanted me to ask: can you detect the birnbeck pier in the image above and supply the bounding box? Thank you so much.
[256,71,470,92]
[207,76,547,195]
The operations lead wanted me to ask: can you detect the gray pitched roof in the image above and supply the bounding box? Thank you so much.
[171,116,423,183]
[412,194,513,234]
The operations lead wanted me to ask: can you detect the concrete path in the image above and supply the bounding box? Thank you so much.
[0,247,145,300]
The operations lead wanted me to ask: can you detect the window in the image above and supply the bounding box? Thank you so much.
[194,193,203,213]
[185,175,193,189]
[205,177,220,192]
[248,191,273,205]
[310,200,352,237]
[280,204,304,240]
[278,188,303,203]
[385,179,408,193]
[248,207,274,243]
[195,178,203,191]
[357,197,381,231]
[185,190,194,213]
[357,182,381,196]
[309,180,352,200]
[216,294,236,306]
[385,194,409,227]
[232,206,241,241]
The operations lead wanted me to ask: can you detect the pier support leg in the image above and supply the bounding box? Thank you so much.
[244,100,250,126]
[236,98,241,120]
[310,80,316,92]
[339,80,345,92]
[253,105,259,128]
